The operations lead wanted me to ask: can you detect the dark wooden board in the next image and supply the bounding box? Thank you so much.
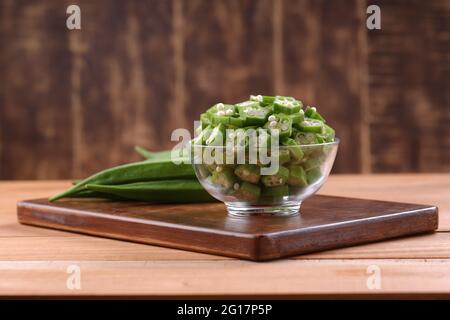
[17,196,438,261]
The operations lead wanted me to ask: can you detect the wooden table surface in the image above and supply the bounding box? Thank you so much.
[1,174,449,298]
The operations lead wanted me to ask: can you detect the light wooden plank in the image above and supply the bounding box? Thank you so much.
[0,233,448,261]
[1,259,450,296]
[300,233,450,259]
[0,236,227,261]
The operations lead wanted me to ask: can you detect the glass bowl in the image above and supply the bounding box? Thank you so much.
[191,138,339,217]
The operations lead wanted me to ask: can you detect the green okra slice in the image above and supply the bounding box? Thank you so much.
[235,100,260,109]
[234,164,261,184]
[289,109,305,126]
[49,159,194,202]
[86,180,216,203]
[262,185,289,198]
[207,103,244,127]
[212,115,244,127]
[305,106,325,122]
[318,123,335,142]
[261,166,290,187]
[273,96,302,114]
[294,132,319,156]
[257,128,271,148]
[287,165,308,187]
[249,94,275,106]
[200,112,212,129]
[264,113,292,139]
[294,132,317,145]
[281,138,304,161]
[233,181,261,201]
[277,148,291,165]
[205,123,225,146]
[306,167,322,184]
[211,166,238,189]
[302,156,321,171]
[207,102,236,117]
[193,125,213,145]
[236,101,271,126]
[297,118,324,133]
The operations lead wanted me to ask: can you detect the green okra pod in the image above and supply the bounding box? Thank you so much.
[135,146,187,160]
[69,189,126,200]
[49,159,195,202]
[85,180,216,203]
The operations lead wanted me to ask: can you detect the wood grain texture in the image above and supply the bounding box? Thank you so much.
[16,196,438,261]
[0,174,449,296]
[0,0,448,178]
[368,0,450,172]
[281,0,368,173]
[0,0,73,179]
[68,0,175,177]
[2,259,450,296]
[183,0,274,126]
[2,233,450,261]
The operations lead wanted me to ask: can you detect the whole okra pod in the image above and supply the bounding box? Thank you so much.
[49,158,194,202]
[85,180,216,203]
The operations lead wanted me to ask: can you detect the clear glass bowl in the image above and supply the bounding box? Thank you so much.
[191,139,339,217]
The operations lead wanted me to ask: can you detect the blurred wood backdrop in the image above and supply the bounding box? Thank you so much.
[0,0,449,179]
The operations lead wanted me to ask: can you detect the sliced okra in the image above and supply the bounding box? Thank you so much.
[237,102,271,126]
[305,106,325,122]
[193,125,212,145]
[212,114,244,127]
[200,112,212,129]
[262,185,289,198]
[302,157,319,171]
[295,132,317,145]
[234,164,261,184]
[278,148,291,165]
[319,123,335,142]
[287,165,308,187]
[306,167,322,184]
[207,103,245,127]
[233,181,261,201]
[297,118,324,133]
[207,103,236,117]
[273,96,302,114]
[250,94,275,106]
[228,128,249,152]
[205,124,225,146]
[281,137,304,161]
[315,135,325,144]
[289,109,305,125]
[261,166,289,187]
[235,100,260,109]
[264,113,292,139]
[211,167,238,189]
[257,128,271,148]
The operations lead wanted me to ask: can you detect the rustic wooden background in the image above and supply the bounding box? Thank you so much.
[0,0,449,179]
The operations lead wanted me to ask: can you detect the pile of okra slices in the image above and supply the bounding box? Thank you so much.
[194,95,336,201]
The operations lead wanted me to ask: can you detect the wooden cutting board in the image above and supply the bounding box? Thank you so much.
[17,195,438,261]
